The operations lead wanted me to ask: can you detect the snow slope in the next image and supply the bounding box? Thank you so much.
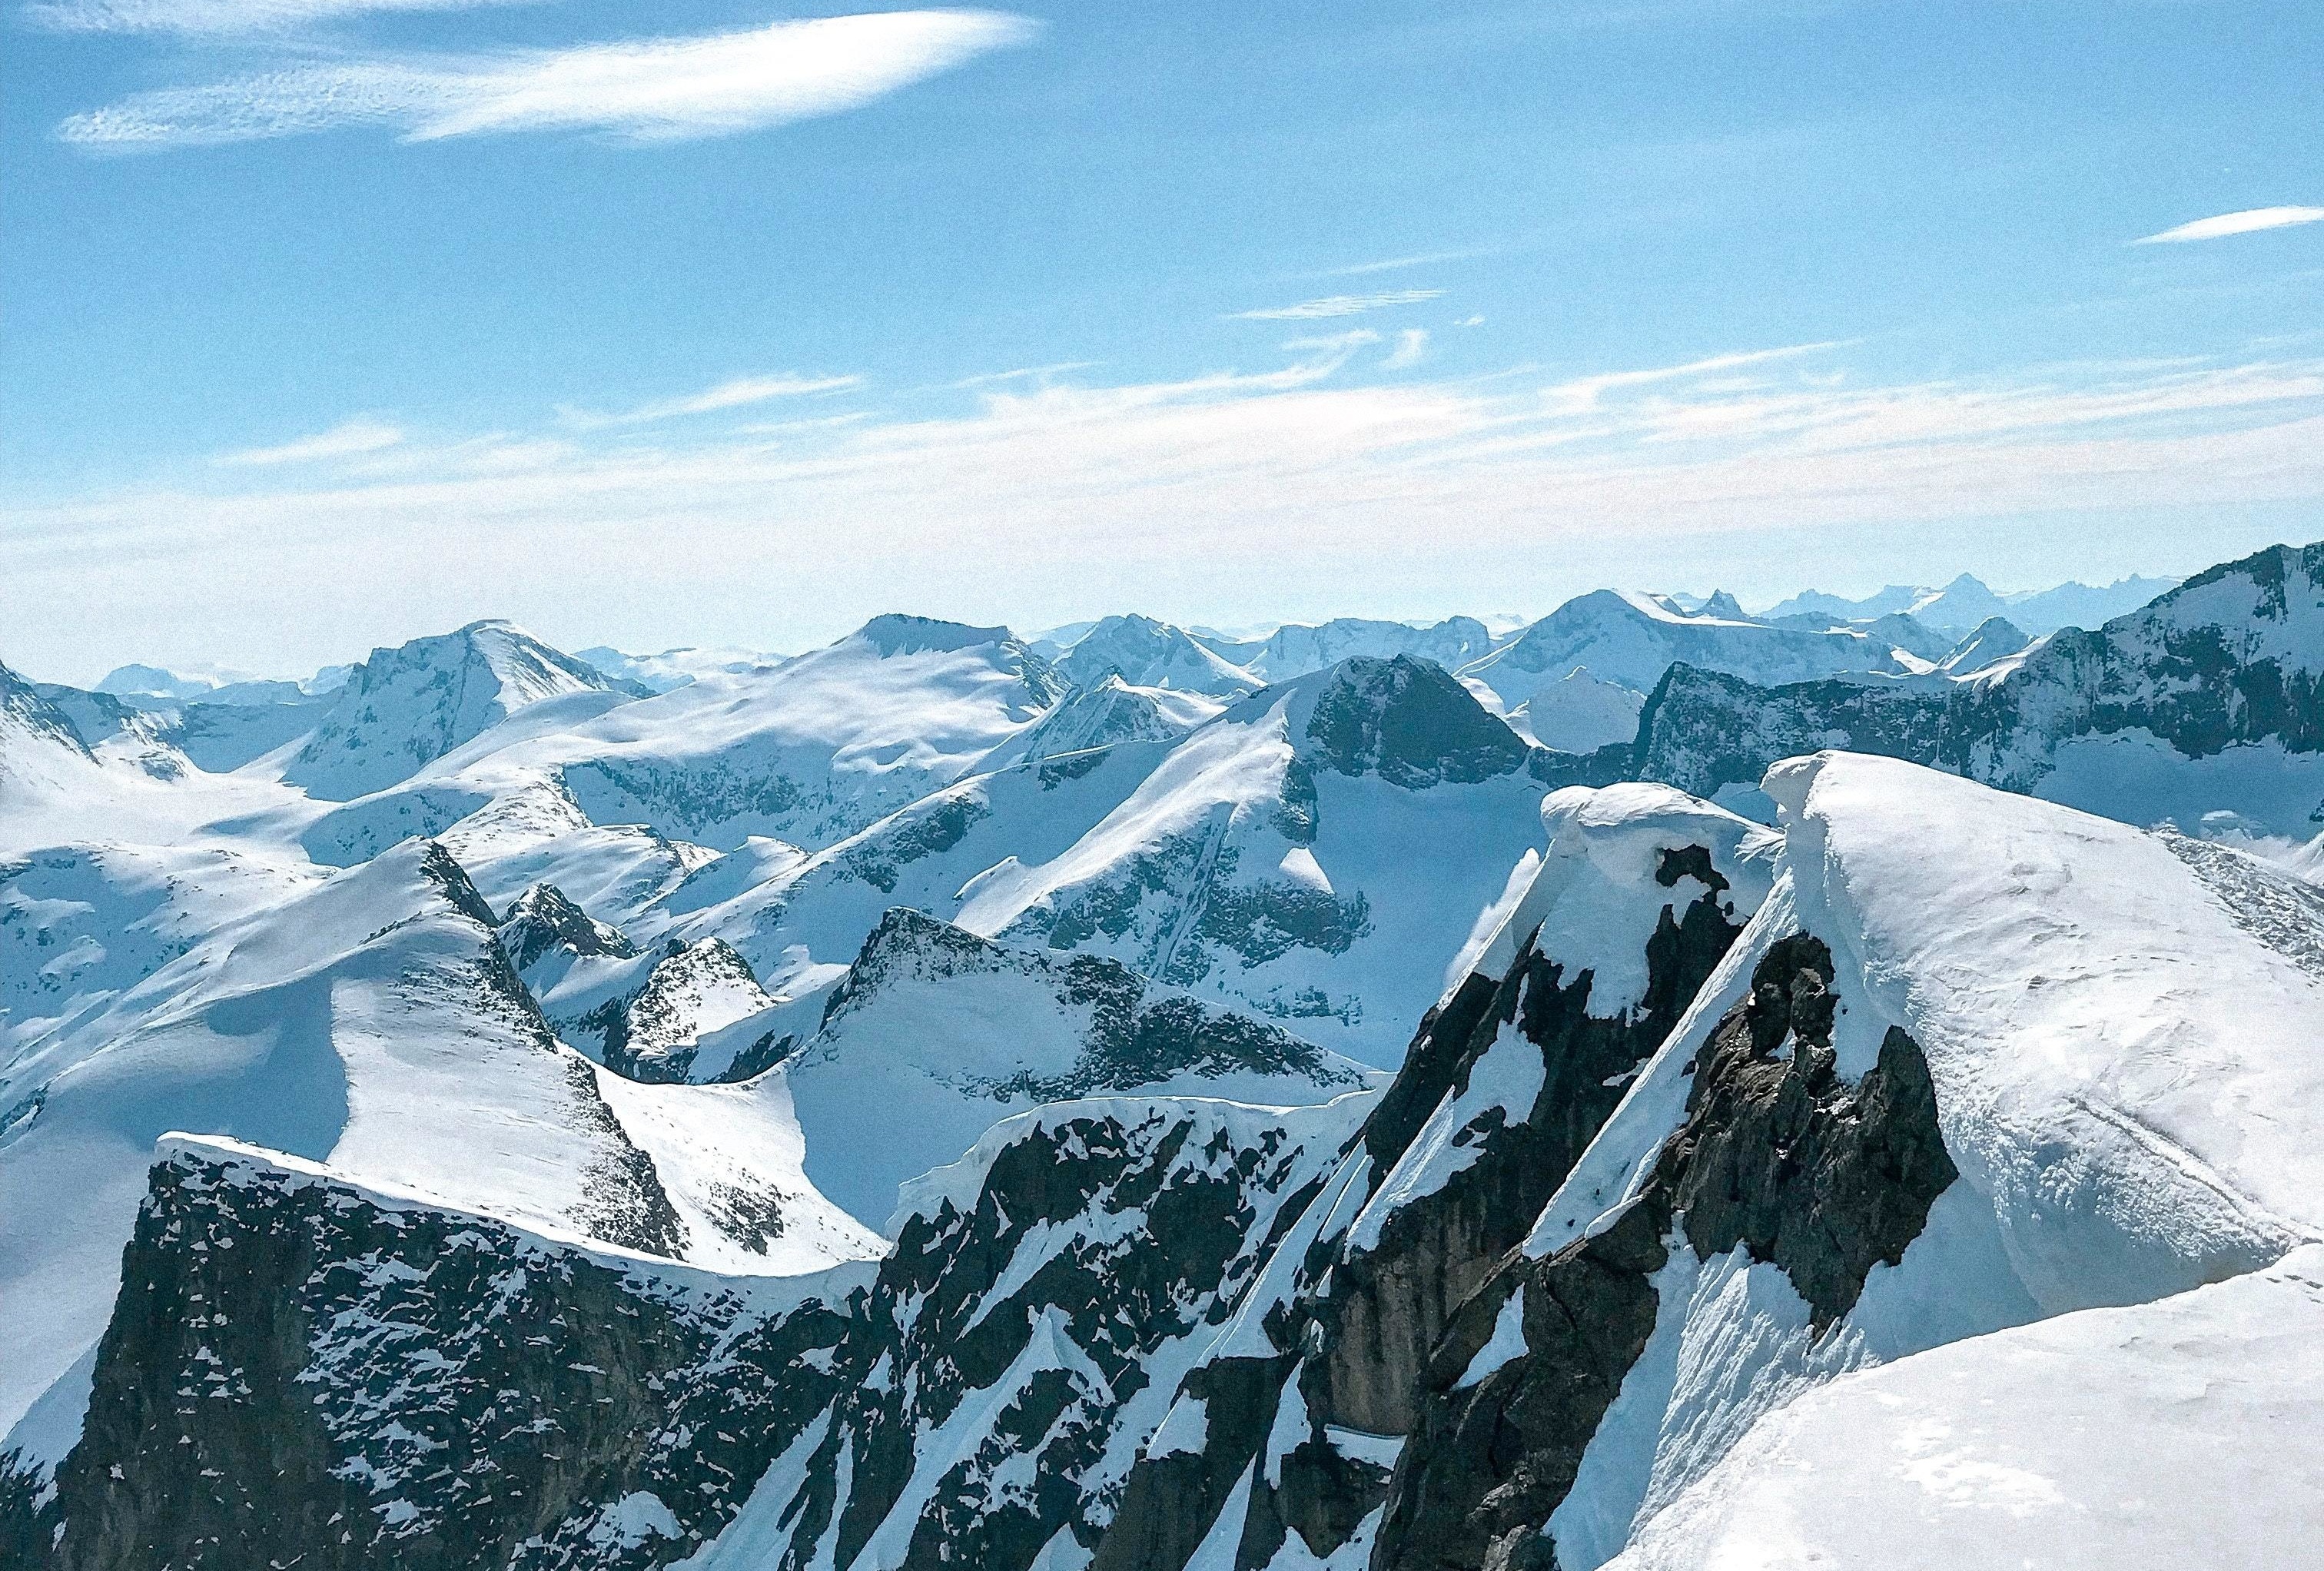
[1610,1244,2324,1571]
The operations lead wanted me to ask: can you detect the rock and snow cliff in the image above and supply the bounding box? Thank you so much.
[5,542,2321,1571]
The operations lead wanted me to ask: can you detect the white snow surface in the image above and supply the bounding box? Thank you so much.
[1609,1244,2324,1571]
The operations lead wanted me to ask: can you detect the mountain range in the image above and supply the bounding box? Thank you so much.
[2,544,2316,1571]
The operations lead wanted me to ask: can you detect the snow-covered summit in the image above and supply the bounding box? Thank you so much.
[1054,614,1260,696]
[283,619,642,801]
[1458,586,1911,714]
[1201,615,1501,683]
[1937,613,2030,673]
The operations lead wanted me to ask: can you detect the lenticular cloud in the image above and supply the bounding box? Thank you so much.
[55,10,1040,150]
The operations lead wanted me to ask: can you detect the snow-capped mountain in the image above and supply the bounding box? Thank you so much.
[576,644,787,694]
[1612,541,2324,836]
[1456,589,1912,731]
[475,615,1066,852]
[1054,615,1261,696]
[1198,616,1501,683]
[0,659,98,791]
[1936,613,2030,674]
[93,663,257,700]
[1474,663,1645,752]
[1764,570,2179,635]
[5,538,2320,1571]
[944,655,1562,1063]
[284,619,646,801]
[764,907,1379,1228]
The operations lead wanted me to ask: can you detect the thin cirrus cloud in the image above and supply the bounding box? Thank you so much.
[27,0,530,33]
[16,343,2324,678]
[2135,206,2324,244]
[559,374,864,430]
[1230,289,1446,321]
[214,417,404,466]
[55,11,1040,151]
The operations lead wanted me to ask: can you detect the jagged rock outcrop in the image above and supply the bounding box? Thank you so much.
[1082,786,1778,1571]
[1374,936,1957,1570]
[499,882,638,971]
[28,1140,859,1571]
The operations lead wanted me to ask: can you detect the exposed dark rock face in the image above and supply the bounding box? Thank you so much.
[770,1099,1363,1571]
[835,795,991,893]
[1662,939,1959,1328]
[1625,664,1954,801]
[35,1144,855,1571]
[419,840,507,932]
[1088,839,1754,1571]
[1306,657,1531,787]
[1375,935,1957,1571]
[499,882,636,971]
[596,938,767,1084]
[827,908,1371,1100]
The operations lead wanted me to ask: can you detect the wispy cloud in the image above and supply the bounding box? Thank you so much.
[55,11,1040,151]
[1283,329,1382,354]
[2136,206,2324,244]
[560,374,862,430]
[1383,329,1429,370]
[1316,247,1499,278]
[951,361,1101,389]
[1538,340,1850,412]
[20,344,2324,668]
[215,417,403,466]
[28,0,526,34]
[1230,289,1445,321]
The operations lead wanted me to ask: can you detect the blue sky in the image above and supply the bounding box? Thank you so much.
[5,0,2322,679]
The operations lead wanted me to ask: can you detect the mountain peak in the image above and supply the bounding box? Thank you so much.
[497,881,636,971]
[1054,614,1260,696]
[850,614,1018,658]
[1300,654,1529,787]
[282,621,633,801]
